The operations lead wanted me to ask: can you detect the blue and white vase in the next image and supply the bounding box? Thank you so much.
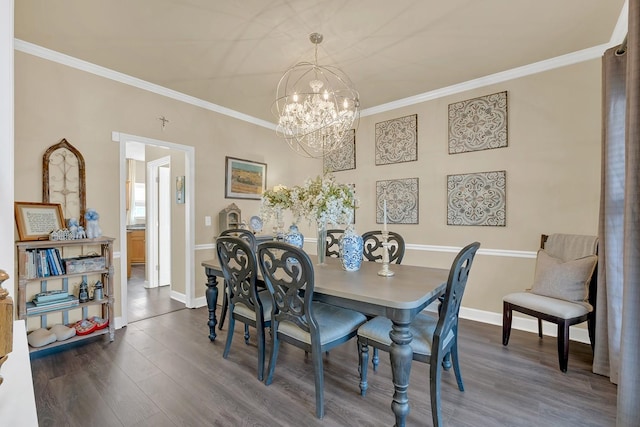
[339,225,364,271]
[285,224,304,248]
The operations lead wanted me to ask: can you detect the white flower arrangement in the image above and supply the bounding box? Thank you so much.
[261,174,357,227]
[260,184,292,224]
[290,174,357,226]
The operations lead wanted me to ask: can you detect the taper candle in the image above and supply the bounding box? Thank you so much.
[383,199,387,231]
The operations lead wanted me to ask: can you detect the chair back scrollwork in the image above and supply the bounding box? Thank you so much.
[362,230,405,264]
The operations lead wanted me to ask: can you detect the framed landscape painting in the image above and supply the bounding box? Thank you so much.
[224,156,267,200]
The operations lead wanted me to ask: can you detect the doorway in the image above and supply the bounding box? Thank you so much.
[115,132,195,328]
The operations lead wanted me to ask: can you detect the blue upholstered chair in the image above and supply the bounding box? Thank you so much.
[216,236,271,381]
[357,242,480,427]
[257,241,367,419]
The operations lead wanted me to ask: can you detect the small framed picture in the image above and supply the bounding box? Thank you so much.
[176,176,185,204]
[224,156,267,200]
[14,202,65,241]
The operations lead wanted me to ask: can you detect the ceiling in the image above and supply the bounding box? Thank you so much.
[14,1,626,125]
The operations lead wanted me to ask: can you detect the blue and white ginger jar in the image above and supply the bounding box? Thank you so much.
[339,225,364,271]
[284,224,304,248]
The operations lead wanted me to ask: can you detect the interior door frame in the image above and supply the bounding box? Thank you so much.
[114,131,195,328]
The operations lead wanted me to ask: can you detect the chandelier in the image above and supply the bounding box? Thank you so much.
[274,33,360,158]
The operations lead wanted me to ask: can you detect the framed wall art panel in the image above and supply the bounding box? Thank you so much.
[376,178,419,224]
[447,170,506,226]
[324,129,356,172]
[43,138,86,226]
[448,91,508,154]
[375,114,418,165]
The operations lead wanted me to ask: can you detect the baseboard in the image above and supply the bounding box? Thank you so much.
[114,316,124,330]
[193,295,207,308]
[170,290,186,304]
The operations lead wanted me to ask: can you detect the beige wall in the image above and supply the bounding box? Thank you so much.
[343,59,601,314]
[13,51,313,317]
[14,50,600,321]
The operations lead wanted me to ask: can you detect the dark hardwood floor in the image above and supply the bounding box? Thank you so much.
[127,264,185,323]
[30,306,617,427]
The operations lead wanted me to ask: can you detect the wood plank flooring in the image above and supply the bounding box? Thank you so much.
[30,307,617,426]
[127,264,184,323]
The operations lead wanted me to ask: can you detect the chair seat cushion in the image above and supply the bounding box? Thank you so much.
[233,289,273,322]
[357,313,455,357]
[278,302,366,345]
[503,292,592,319]
[530,249,597,303]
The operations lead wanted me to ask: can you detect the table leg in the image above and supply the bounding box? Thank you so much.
[205,270,219,341]
[389,319,413,427]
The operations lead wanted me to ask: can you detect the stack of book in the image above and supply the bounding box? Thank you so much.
[23,248,66,278]
[26,290,79,315]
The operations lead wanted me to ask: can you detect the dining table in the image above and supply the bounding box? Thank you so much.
[202,255,449,427]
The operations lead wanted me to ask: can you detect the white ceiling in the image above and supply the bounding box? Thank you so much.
[14,1,627,125]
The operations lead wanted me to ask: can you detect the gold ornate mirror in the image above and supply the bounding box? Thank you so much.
[43,138,86,227]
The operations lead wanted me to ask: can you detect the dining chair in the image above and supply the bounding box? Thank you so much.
[325,229,343,258]
[218,228,258,331]
[216,236,271,381]
[257,241,367,419]
[356,241,480,427]
[361,230,405,264]
[502,234,598,372]
[361,230,406,368]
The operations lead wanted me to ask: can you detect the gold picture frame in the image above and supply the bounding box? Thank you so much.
[14,202,65,241]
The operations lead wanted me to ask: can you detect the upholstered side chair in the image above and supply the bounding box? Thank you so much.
[357,242,480,427]
[502,234,598,372]
[257,241,367,419]
[216,236,271,381]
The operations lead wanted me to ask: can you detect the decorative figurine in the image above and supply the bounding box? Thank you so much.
[92,280,104,301]
[67,217,79,239]
[85,208,102,239]
[78,281,89,303]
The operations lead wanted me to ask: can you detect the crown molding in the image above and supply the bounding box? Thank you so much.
[360,42,614,117]
[13,39,276,131]
[15,28,624,127]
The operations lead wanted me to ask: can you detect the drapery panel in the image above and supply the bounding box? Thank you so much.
[598,1,640,425]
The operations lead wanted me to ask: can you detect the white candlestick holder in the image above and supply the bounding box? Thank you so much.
[377,230,395,277]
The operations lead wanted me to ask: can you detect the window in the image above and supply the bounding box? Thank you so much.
[133,183,146,219]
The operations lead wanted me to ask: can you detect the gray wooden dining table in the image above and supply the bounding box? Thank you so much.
[202,255,449,427]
